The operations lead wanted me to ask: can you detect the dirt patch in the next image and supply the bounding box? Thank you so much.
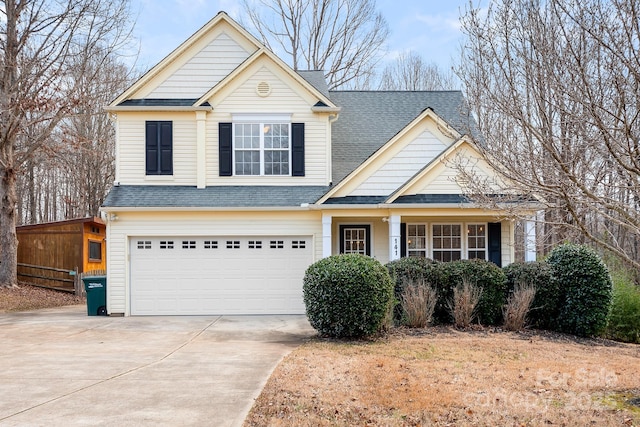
[0,283,84,313]
[245,327,640,426]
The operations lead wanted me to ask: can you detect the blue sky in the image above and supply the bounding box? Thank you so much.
[129,0,472,74]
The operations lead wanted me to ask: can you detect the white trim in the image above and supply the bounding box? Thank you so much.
[196,111,207,188]
[233,122,292,176]
[388,215,401,261]
[232,113,292,122]
[525,218,537,262]
[322,214,332,258]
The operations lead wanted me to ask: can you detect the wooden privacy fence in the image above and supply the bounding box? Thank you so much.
[17,264,106,297]
[17,263,77,293]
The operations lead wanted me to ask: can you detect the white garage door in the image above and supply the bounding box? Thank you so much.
[129,236,313,315]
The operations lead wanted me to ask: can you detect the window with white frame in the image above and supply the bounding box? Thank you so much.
[407,224,427,257]
[467,223,487,260]
[234,122,290,176]
[432,224,462,262]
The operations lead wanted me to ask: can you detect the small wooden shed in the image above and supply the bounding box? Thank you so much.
[17,217,106,292]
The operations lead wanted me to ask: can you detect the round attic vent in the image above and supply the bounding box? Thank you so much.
[256,81,271,97]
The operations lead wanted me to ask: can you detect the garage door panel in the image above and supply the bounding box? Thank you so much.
[130,236,312,315]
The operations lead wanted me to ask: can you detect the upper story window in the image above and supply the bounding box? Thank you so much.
[219,118,305,177]
[145,121,173,175]
[234,122,290,175]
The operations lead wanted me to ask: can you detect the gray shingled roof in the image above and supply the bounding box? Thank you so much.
[328,91,475,185]
[323,195,473,204]
[103,185,330,208]
[118,99,211,107]
[297,70,331,99]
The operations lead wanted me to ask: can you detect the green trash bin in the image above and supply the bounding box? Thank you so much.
[83,276,107,316]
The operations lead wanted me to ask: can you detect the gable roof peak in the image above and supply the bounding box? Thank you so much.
[109,10,263,106]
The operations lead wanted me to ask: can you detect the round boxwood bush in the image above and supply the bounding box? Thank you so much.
[503,261,560,330]
[386,256,437,324]
[547,243,612,337]
[303,254,395,338]
[432,259,507,325]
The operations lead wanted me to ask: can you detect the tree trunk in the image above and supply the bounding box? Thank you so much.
[0,161,19,288]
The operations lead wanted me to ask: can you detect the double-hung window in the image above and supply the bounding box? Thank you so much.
[432,224,462,262]
[467,224,487,260]
[407,224,427,257]
[219,119,304,177]
[234,120,290,176]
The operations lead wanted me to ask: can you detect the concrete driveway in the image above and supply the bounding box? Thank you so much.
[0,306,315,426]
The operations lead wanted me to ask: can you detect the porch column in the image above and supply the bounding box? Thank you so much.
[196,111,207,189]
[388,214,401,261]
[525,217,537,262]
[322,214,332,258]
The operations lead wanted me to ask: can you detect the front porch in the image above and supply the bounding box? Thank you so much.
[321,211,536,267]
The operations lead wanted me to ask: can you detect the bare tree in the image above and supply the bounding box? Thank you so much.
[379,50,459,90]
[242,0,389,89]
[456,0,640,268]
[0,0,134,288]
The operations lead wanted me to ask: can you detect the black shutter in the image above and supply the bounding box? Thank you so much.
[219,122,233,176]
[145,121,158,175]
[291,123,305,176]
[159,121,173,174]
[488,222,502,267]
[146,121,172,175]
[400,223,407,258]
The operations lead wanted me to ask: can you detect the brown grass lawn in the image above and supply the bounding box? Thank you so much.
[245,327,640,426]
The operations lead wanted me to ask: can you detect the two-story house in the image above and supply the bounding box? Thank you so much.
[102,11,534,316]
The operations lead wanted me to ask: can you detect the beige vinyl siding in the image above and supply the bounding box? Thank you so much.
[205,64,330,185]
[147,33,252,99]
[117,112,197,185]
[331,118,456,198]
[330,217,389,262]
[350,129,448,196]
[419,162,464,194]
[106,210,323,315]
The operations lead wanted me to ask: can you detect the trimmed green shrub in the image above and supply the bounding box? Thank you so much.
[606,273,640,343]
[547,243,612,337]
[503,262,560,329]
[432,259,507,325]
[386,257,437,324]
[303,254,395,338]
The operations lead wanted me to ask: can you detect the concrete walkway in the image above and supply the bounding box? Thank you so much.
[0,306,315,426]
